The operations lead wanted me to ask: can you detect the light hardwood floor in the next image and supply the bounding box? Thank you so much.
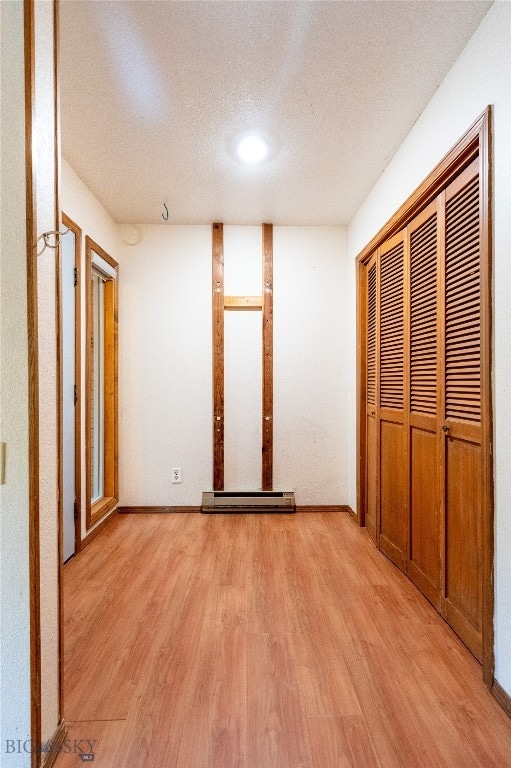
[57,511,511,768]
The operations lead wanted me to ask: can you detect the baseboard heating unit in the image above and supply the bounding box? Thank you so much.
[201,491,295,513]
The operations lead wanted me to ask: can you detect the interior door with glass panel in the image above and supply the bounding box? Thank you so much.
[61,217,80,561]
[85,236,118,530]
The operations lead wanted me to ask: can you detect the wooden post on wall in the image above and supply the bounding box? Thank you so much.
[212,223,224,490]
[262,224,273,491]
[213,222,273,492]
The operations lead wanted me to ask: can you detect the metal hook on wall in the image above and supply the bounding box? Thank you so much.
[36,225,70,255]
[162,203,169,221]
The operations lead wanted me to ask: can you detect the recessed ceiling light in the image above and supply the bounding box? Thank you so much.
[236,135,269,165]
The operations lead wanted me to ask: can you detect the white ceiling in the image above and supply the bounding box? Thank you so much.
[60,0,491,226]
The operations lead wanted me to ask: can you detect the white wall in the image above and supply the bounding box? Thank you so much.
[224,226,263,490]
[34,0,60,742]
[273,227,349,504]
[1,0,61,758]
[61,159,118,537]
[346,1,511,695]
[117,225,212,505]
[0,2,32,764]
[116,224,349,506]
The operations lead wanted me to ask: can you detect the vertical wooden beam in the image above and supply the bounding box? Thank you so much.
[212,224,224,490]
[479,108,494,688]
[262,224,273,491]
[24,0,42,763]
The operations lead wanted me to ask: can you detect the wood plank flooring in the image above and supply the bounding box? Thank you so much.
[57,512,511,768]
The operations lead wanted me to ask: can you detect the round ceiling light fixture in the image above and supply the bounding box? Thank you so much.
[235,134,269,165]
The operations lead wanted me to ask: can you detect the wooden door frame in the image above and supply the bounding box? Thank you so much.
[356,108,494,687]
[59,213,82,561]
[85,237,119,530]
[24,0,42,761]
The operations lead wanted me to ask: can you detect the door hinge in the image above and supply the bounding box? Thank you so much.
[74,384,78,405]
[74,501,79,521]
[74,266,78,287]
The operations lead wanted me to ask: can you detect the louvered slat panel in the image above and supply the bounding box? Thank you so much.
[367,263,377,407]
[380,242,404,410]
[410,213,437,415]
[445,175,480,422]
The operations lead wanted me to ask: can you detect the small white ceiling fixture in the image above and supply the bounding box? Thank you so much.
[236,135,269,165]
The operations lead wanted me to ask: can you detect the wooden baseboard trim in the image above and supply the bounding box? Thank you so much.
[296,505,354,514]
[118,505,201,514]
[345,505,358,523]
[41,720,67,768]
[492,680,511,719]
[81,508,118,550]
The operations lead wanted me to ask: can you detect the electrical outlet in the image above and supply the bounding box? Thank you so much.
[171,467,182,484]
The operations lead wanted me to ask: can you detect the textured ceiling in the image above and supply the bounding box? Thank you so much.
[60,1,491,225]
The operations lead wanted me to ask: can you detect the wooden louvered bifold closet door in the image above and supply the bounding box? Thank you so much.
[378,231,408,571]
[363,152,485,662]
[365,255,378,542]
[407,200,441,610]
[442,157,483,662]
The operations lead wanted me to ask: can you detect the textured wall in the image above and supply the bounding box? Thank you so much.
[224,226,263,490]
[34,0,60,742]
[273,227,349,504]
[346,2,511,695]
[115,224,349,506]
[61,160,118,538]
[117,225,213,505]
[0,2,32,764]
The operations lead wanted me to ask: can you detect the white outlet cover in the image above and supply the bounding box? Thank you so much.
[171,467,182,483]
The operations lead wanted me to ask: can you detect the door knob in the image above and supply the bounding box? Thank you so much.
[442,425,450,434]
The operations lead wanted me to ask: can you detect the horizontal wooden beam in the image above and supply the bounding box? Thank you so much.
[224,295,263,310]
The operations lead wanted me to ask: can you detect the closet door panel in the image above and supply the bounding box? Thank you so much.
[378,232,407,570]
[366,415,377,541]
[444,437,483,660]
[365,257,378,541]
[379,414,407,570]
[407,201,441,608]
[408,425,440,608]
[442,158,483,661]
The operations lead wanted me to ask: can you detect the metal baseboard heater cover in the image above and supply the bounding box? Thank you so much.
[201,490,295,514]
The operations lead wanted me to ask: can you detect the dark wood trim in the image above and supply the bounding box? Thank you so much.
[355,107,494,688]
[212,223,224,490]
[296,505,353,514]
[80,508,118,551]
[41,720,67,768]
[118,506,201,514]
[262,223,273,491]
[492,681,511,720]
[61,213,82,557]
[356,259,366,527]
[356,110,486,267]
[24,1,42,763]
[86,237,117,269]
[224,295,262,310]
[85,237,119,531]
[480,107,495,688]
[53,0,63,726]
